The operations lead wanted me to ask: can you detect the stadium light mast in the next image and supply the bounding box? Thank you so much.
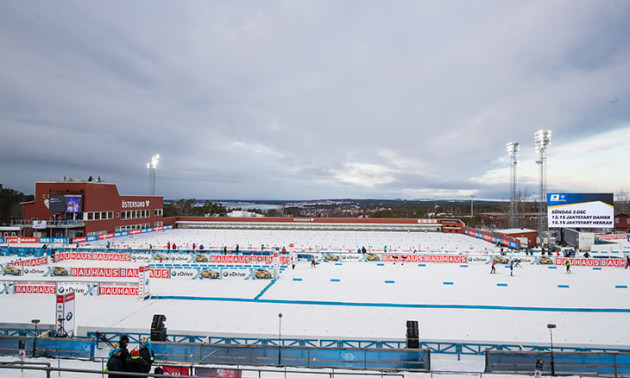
[507,142,520,229]
[146,154,160,195]
[535,130,551,247]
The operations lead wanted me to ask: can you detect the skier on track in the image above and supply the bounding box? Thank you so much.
[490,260,496,274]
[565,259,571,273]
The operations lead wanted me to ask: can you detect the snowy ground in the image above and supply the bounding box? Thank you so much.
[1,229,629,377]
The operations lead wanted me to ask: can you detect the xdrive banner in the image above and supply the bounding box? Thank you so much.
[548,193,614,228]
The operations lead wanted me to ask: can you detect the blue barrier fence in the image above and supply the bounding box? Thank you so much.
[0,336,94,359]
[0,335,428,371]
[150,341,430,371]
[85,331,630,359]
[486,350,630,376]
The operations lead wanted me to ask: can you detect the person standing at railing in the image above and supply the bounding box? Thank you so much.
[105,344,125,378]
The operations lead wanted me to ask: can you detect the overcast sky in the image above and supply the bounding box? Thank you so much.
[1,1,629,201]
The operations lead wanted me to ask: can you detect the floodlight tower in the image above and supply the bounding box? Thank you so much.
[146,154,160,195]
[507,142,520,229]
[535,130,551,246]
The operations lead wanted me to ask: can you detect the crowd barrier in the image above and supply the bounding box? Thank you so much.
[485,350,630,376]
[0,335,94,359]
[0,335,429,371]
[150,341,430,371]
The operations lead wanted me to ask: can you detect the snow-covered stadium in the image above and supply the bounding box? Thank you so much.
[2,222,630,377]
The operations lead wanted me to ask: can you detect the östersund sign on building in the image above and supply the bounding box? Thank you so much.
[547,193,614,228]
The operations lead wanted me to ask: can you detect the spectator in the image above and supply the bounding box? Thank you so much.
[106,344,124,378]
[126,347,149,374]
[118,335,131,371]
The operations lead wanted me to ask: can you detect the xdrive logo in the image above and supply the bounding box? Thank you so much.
[57,284,98,296]
[1,283,14,294]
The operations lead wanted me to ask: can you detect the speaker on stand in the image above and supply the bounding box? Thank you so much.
[150,314,167,342]
[406,320,419,349]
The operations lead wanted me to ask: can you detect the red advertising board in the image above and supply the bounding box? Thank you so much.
[556,257,628,268]
[99,283,138,296]
[14,282,56,294]
[599,233,630,240]
[9,256,48,267]
[71,267,120,277]
[5,237,39,244]
[382,254,467,263]
[150,269,170,279]
[97,233,115,240]
[161,365,190,375]
[55,252,131,262]
[208,255,290,265]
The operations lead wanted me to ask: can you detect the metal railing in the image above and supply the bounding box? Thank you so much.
[87,331,630,358]
[0,360,408,378]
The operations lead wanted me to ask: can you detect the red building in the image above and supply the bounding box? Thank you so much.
[614,213,630,233]
[21,180,163,239]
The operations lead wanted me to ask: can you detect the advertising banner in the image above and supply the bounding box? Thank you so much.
[273,251,279,279]
[57,282,100,296]
[138,265,150,299]
[5,237,39,244]
[130,254,151,263]
[71,267,120,278]
[99,283,139,296]
[33,220,47,229]
[55,252,131,262]
[220,270,248,279]
[161,365,190,375]
[548,193,614,228]
[55,292,76,337]
[14,281,56,294]
[150,269,171,279]
[555,257,628,268]
[97,233,115,240]
[599,233,630,240]
[9,256,48,267]
[381,254,467,264]
[1,264,23,276]
[195,367,242,377]
[170,269,197,279]
[22,266,48,276]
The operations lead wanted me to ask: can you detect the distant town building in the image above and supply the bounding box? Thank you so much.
[614,213,630,233]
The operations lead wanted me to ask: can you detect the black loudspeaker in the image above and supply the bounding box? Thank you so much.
[406,320,419,349]
[150,314,167,341]
[150,328,167,342]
